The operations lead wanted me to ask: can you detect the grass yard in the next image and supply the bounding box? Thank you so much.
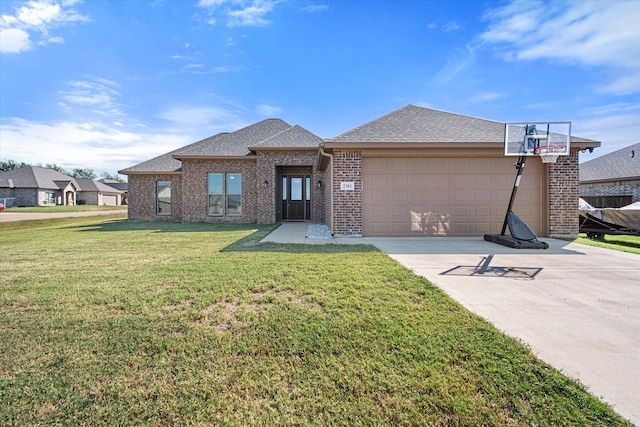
[574,233,640,255]
[0,216,631,426]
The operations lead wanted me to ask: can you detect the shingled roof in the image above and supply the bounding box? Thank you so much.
[119,119,295,174]
[250,125,324,150]
[580,142,640,183]
[76,178,123,194]
[175,119,292,158]
[329,104,599,147]
[330,105,505,143]
[0,166,79,190]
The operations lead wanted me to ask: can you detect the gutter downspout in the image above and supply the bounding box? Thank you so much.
[319,145,334,234]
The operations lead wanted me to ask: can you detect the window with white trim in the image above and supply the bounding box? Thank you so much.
[156,181,172,215]
[208,173,242,216]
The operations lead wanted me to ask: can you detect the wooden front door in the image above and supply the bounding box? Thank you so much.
[281,175,311,221]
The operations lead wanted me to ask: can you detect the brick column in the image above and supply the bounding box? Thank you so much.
[332,150,362,236]
[548,150,579,237]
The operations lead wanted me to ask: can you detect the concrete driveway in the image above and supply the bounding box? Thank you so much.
[364,236,639,425]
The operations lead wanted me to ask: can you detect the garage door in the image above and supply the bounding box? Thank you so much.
[363,157,543,237]
[102,194,118,205]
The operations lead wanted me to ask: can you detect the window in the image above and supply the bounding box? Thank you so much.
[208,173,242,216]
[156,181,171,215]
[45,192,56,205]
[226,173,242,215]
[208,174,223,215]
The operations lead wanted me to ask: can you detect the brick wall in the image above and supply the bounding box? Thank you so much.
[548,150,579,237]
[181,160,257,223]
[256,151,325,224]
[0,188,37,207]
[580,179,640,206]
[331,150,362,236]
[127,174,182,222]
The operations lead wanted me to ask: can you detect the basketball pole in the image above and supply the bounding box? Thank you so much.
[500,155,527,236]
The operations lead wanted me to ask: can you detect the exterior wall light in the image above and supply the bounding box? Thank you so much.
[317,180,322,188]
[263,180,269,188]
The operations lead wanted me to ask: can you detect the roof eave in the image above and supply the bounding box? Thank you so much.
[580,176,640,184]
[573,140,601,150]
[248,146,318,152]
[172,155,257,161]
[323,141,504,149]
[118,170,182,176]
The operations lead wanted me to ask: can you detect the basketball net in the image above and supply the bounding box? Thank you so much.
[533,144,566,163]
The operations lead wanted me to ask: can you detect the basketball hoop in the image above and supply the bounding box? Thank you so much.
[534,144,566,163]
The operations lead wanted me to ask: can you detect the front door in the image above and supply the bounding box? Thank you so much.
[281,175,311,221]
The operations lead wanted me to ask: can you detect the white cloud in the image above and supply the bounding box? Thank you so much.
[197,0,278,27]
[0,0,90,53]
[442,21,460,32]
[430,44,476,85]
[427,20,461,32]
[0,118,191,174]
[302,4,329,13]
[58,78,123,116]
[573,103,640,160]
[481,1,640,95]
[256,104,282,116]
[158,105,248,130]
[0,28,31,52]
[469,91,504,103]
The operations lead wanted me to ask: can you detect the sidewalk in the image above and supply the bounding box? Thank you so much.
[260,222,365,245]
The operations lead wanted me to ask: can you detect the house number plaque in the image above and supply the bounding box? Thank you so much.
[340,182,355,191]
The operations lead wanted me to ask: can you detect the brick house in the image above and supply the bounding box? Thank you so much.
[580,142,640,208]
[0,166,124,207]
[119,105,600,238]
[0,166,80,206]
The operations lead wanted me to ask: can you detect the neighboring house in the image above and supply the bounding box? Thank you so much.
[99,179,128,205]
[0,166,80,206]
[579,142,640,208]
[76,179,124,206]
[120,105,600,237]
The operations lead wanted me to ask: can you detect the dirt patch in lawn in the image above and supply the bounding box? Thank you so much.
[202,290,323,334]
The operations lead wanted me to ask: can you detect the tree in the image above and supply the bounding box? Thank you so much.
[68,168,96,179]
[100,172,126,183]
[45,163,69,174]
[0,159,29,172]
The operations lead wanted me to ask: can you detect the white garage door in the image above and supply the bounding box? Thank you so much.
[102,194,118,205]
[363,157,543,237]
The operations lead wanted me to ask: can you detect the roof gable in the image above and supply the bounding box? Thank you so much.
[175,118,292,158]
[330,105,505,143]
[0,166,79,190]
[76,178,123,193]
[580,142,640,182]
[329,104,599,147]
[250,125,324,150]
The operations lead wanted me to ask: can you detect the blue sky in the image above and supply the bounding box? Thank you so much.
[1,0,639,177]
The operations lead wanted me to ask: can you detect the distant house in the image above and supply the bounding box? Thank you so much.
[580,142,640,207]
[120,105,600,238]
[0,166,80,206]
[0,166,123,207]
[76,179,124,206]
[98,179,128,205]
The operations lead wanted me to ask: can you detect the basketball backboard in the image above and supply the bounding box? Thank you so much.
[504,122,571,157]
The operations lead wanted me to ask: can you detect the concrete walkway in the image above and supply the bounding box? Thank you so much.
[263,222,640,425]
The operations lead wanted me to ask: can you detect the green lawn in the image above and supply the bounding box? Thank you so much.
[574,233,640,255]
[2,205,127,213]
[0,216,631,426]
